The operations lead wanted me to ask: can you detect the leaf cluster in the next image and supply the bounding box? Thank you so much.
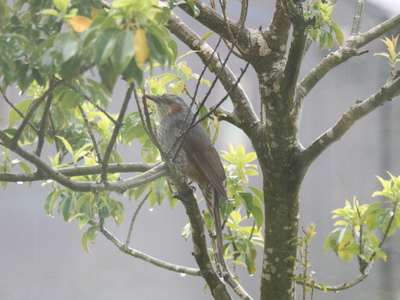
[325,173,400,268]
[0,0,177,94]
[44,188,124,253]
[374,35,400,80]
[220,144,264,275]
[304,0,344,49]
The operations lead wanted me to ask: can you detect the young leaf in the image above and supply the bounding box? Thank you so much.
[55,135,74,155]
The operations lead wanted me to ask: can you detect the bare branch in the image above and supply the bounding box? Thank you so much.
[282,10,310,107]
[301,76,400,168]
[78,105,103,163]
[169,173,233,300]
[297,273,368,292]
[353,14,400,48]
[178,0,250,46]
[99,225,201,276]
[350,0,366,35]
[238,0,249,28]
[0,132,168,192]
[297,14,400,104]
[34,94,52,157]
[101,82,134,182]
[125,191,151,247]
[0,162,157,182]
[167,15,258,129]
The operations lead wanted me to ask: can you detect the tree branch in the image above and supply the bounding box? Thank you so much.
[296,14,400,105]
[169,173,233,300]
[0,132,168,192]
[282,9,310,108]
[167,15,258,129]
[0,86,39,135]
[78,104,103,163]
[350,0,366,36]
[297,273,368,292]
[34,93,52,157]
[178,0,250,46]
[11,80,61,144]
[99,225,201,276]
[101,82,134,182]
[0,162,158,182]
[301,76,400,168]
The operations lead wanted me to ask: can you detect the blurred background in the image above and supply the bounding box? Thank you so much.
[1,1,400,299]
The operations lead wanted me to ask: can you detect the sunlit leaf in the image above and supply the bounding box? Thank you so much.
[68,16,93,33]
[55,135,74,155]
[134,28,149,69]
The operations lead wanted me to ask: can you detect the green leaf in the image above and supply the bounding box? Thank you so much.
[78,217,91,229]
[81,230,90,253]
[59,90,83,109]
[111,201,124,226]
[99,60,118,93]
[54,32,79,63]
[95,28,121,65]
[112,31,135,73]
[141,138,159,163]
[238,192,254,218]
[44,189,63,216]
[59,194,75,221]
[81,225,100,253]
[338,232,359,262]
[56,135,74,155]
[181,222,191,240]
[40,8,59,17]
[185,0,200,17]
[17,64,34,93]
[146,26,175,65]
[330,21,344,46]
[53,0,71,13]
[18,161,31,173]
[73,143,93,165]
[360,202,384,224]
[326,226,346,254]
[8,99,33,126]
[245,169,258,176]
[201,31,214,42]
[151,177,166,205]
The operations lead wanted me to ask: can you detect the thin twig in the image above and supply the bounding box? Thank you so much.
[64,82,118,125]
[78,105,102,163]
[125,191,151,246]
[101,82,134,182]
[47,111,61,153]
[34,93,52,157]
[191,35,224,106]
[12,81,61,144]
[99,225,201,276]
[0,86,39,135]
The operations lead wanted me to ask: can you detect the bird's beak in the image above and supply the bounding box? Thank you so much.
[145,94,160,103]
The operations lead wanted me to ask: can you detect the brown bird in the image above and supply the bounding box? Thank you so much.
[146,93,228,273]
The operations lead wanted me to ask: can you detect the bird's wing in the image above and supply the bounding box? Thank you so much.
[182,126,227,201]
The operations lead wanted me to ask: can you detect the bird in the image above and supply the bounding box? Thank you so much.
[146,93,229,274]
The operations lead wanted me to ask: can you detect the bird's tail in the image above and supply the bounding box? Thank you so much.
[201,182,229,276]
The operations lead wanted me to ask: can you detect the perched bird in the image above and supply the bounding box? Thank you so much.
[146,93,228,273]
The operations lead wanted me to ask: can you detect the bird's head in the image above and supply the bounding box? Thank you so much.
[146,94,190,119]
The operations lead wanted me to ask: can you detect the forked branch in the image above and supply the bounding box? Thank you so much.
[301,75,400,168]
